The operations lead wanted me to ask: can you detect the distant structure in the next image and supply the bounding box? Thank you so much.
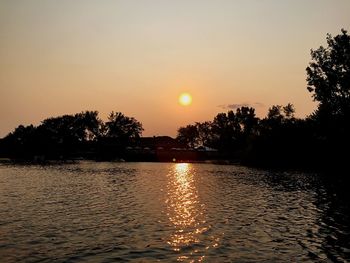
[126,136,218,162]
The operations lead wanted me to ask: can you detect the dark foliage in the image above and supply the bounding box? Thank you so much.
[96,111,144,160]
[0,29,349,171]
[306,29,350,169]
[176,29,350,170]
[0,111,143,161]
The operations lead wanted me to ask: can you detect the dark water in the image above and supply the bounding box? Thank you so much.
[0,162,349,262]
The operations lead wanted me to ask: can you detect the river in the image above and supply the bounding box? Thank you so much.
[0,162,349,262]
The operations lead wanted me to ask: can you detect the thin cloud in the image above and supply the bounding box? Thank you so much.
[254,102,265,107]
[218,102,265,110]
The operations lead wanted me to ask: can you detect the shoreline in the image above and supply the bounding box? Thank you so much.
[0,157,333,173]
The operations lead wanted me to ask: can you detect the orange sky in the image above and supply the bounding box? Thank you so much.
[1,1,350,137]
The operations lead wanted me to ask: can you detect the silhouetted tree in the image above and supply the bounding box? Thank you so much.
[76,111,103,141]
[105,111,143,142]
[0,110,144,161]
[94,111,143,160]
[283,103,295,119]
[28,111,102,158]
[177,107,259,155]
[243,103,309,167]
[210,112,239,152]
[306,29,350,126]
[263,104,296,128]
[267,105,283,121]
[236,107,258,135]
[195,121,213,147]
[177,124,198,148]
[305,29,350,169]
[1,125,37,158]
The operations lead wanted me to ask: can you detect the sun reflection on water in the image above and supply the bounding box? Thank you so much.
[166,163,208,261]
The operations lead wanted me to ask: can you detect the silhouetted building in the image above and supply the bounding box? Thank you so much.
[138,136,187,150]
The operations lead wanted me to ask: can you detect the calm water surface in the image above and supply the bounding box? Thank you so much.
[0,162,349,262]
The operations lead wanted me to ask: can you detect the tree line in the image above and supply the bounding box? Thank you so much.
[0,29,349,169]
[0,111,143,160]
[177,29,350,169]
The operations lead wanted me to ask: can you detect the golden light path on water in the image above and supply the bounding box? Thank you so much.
[1,163,348,261]
[166,163,219,262]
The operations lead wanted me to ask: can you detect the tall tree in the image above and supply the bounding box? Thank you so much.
[75,111,102,141]
[176,124,198,148]
[283,103,295,119]
[105,111,143,141]
[195,121,213,147]
[306,29,350,121]
[236,106,258,135]
[211,111,241,152]
[306,29,350,168]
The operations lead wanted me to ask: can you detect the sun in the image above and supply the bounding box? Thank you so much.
[179,93,192,106]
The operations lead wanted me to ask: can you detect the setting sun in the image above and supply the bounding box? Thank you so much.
[179,93,192,106]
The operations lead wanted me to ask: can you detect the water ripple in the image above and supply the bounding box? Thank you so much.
[0,161,349,262]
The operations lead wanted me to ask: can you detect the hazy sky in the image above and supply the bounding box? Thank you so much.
[1,0,349,137]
